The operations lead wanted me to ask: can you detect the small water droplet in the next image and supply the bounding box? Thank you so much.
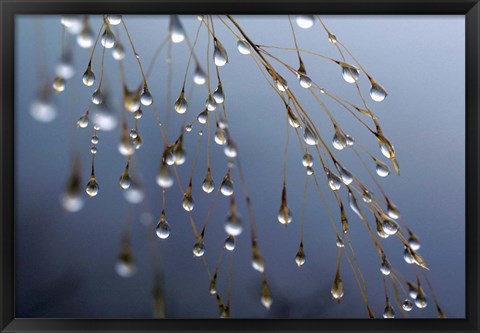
[86,177,99,197]
[112,42,125,60]
[328,33,337,44]
[118,129,134,156]
[91,135,99,144]
[101,27,116,48]
[193,239,205,257]
[106,15,122,25]
[52,76,65,92]
[156,163,174,189]
[378,136,395,159]
[197,109,208,124]
[202,169,215,194]
[224,235,236,251]
[77,25,94,48]
[336,235,345,248]
[182,194,194,211]
[362,189,372,203]
[174,145,186,165]
[295,245,305,267]
[306,166,314,175]
[296,15,315,29]
[275,77,288,92]
[224,140,238,158]
[140,87,153,106]
[370,81,388,102]
[170,15,185,43]
[237,39,250,54]
[304,124,318,146]
[346,135,355,146]
[415,290,428,308]
[174,95,188,114]
[382,218,399,236]
[185,124,193,132]
[341,63,360,83]
[91,89,104,105]
[115,247,137,278]
[383,302,395,318]
[156,215,171,239]
[261,281,272,309]
[213,84,225,103]
[375,159,390,177]
[386,199,400,219]
[193,64,206,85]
[404,246,415,264]
[348,191,362,218]
[129,129,138,139]
[302,153,313,167]
[402,299,413,312]
[133,134,142,149]
[119,166,131,190]
[327,170,342,191]
[220,174,234,196]
[252,252,265,272]
[214,128,226,145]
[90,146,97,154]
[225,212,243,236]
[331,272,344,301]
[337,164,353,185]
[206,94,217,111]
[380,255,391,275]
[77,114,89,128]
[134,109,143,119]
[298,73,312,89]
[408,234,421,251]
[213,39,228,67]
[332,132,347,150]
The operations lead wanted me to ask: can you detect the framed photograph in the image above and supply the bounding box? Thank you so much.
[1,0,479,332]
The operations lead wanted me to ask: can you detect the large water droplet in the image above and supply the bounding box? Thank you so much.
[380,255,391,275]
[386,200,400,219]
[382,218,399,236]
[402,299,413,312]
[140,87,153,106]
[52,76,65,92]
[106,15,122,25]
[77,114,89,128]
[337,164,353,185]
[197,109,208,124]
[156,163,174,189]
[220,174,234,196]
[91,89,104,105]
[193,239,205,257]
[370,81,388,102]
[206,94,217,111]
[375,159,390,177]
[408,234,421,251]
[302,153,313,167]
[170,15,185,43]
[213,39,228,67]
[341,63,360,83]
[101,27,116,48]
[224,235,236,251]
[327,170,342,191]
[237,39,250,54]
[193,65,206,85]
[296,15,315,29]
[86,177,99,197]
[156,217,171,239]
[277,202,292,225]
[202,170,215,194]
[182,194,194,211]
[112,42,125,60]
[332,132,347,150]
[298,73,312,89]
[213,84,225,104]
[304,125,318,146]
[225,212,243,236]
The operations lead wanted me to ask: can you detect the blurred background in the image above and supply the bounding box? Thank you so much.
[15,15,465,318]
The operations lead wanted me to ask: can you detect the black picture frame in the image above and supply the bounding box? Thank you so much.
[1,0,479,332]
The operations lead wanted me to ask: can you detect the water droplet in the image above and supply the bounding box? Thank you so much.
[82,66,95,87]
[348,191,362,218]
[346,135,355,146]
[90,146,97,154]
[112,42,125,60]
[214,128,226,145]
[101,26,116,48]
[61,192,84,213]
[287,107,301,128]
[375,159,390,177]
[408,234,421,251]
[77,114,89,128]
[403,246,415,264]
[341,63,360,83]
[331,272,344,301]
[306,166,314,175]
[193,239,205,257]
[337,164,353,185]
[298,73,312,89]
[77,25,94,48]
[165,149,176,166]
[415,289,428,308]
[140,87,153,106]
[295,245,305,267]
[296,15,315,29]
[30,99,57,123]
[362,189,372,203]
[277,202,292,225]
[213,38,228,67]
[213,84,225,103]
[91,135,99,144]
[118,129,134,156]
[134,109,142,119]
[123,89,141,113]
[380,255,391,275]
[124,182,144,204]
[185,124,193,132]
[218,118,228,129]
[206,94,217,111]
[224,235,236,251]
[261,281,272,309]
[170,15,185,43]
[106,15,122,25]
[224,140,238,158]
[174,95,188,114]
[174,145,186,165]
[225,212,243,236]
[182,194,194,211]
[209,277,217,295]
[302,153,313,167]
[386,200,400,219]
[61,16,83,33]
[252,252,265,272]
[197,109,208,124]
[133,134,142,149]
[86,177,99,197]
[91,89,104,105]
[304,124,318,146]
[202,169,215,194]
[275,77,288,92]
[55,59,75,80]
[378,136,395,159]
[336,235,345,248]
[119,166,131,189]
[156,215,171,239]
[327,170,342,191]
[407,282,418,298]
[383,302,395,318]
[237,39,250,54]
[370,81,388,102]
[332,132,347,150]
[193,64,206,85]
[115,248,137,278]
[156,163,174,189]
[129,129,138,139]
[402,299,413,312]
[382,218,399,236]
[220,174,234,196]
[328,33,337,44]
[52,76,65,92]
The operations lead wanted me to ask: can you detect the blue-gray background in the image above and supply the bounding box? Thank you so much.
[15,15,465,318]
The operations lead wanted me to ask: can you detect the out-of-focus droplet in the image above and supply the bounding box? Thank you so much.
[112,42,125,60]
[296,15,315,29]
[30,98,57,123]
[224,235,236,251]
[402,299,413,312]
[193,64,206,85]
[295,245,305,267]
[52,76,66,92]
[380,255,391,275]
[193,239,205,257]
[77,114,89,128]
[170,15,185,43]
[91,89,104,105]
[101,26,116,48]
[156,162,174,189]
